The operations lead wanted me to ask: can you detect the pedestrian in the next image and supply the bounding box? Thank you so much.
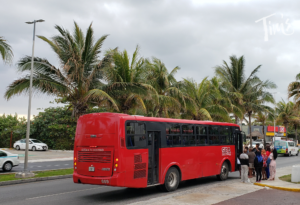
[265,146,271,178]
[240,148,250,183]
[261,149,268,180]
[248,148,256,178]
[254,151,263,182]
[245,146,249,154]
[254,143,261,156]
[269,148,278,180]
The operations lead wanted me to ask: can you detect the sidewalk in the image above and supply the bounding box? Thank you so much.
[254,164,300,192]
[0,148,73,162]
[129,178,264,205]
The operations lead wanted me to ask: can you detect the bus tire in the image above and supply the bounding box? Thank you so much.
[217,162,229,181]
[162,167,180,192]
[288,152,291,157]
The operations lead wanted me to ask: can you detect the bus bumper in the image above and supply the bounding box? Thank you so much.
[73,172,123,187]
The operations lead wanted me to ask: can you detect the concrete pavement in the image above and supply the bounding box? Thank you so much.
[254,163,300,192]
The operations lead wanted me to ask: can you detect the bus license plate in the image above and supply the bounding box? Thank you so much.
[89,167,95,172]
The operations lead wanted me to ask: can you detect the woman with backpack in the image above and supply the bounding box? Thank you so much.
[269,148,278,180]
[254,151,263,182]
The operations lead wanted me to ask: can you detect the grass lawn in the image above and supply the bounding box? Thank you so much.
[279,174,300,184]
[0,169,73,182]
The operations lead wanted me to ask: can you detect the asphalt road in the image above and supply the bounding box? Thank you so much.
[0,160,73,173]
[0,155,299,205]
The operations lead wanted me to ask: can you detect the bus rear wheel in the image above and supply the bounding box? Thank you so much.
[161,167,180,192]
[217,162,229,181]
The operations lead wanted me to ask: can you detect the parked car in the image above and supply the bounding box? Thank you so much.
[0,149,20,172]
[13,139,48,151]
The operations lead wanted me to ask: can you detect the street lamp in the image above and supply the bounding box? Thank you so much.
[272,92,277,146]
[16,19,45,178]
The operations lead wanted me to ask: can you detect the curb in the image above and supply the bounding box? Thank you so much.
[254,182,300,192]
[0,174,73,187]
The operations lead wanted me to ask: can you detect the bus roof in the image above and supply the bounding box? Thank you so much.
[83,112,240,127]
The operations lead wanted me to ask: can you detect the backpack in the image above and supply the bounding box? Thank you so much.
[257,155,263,163]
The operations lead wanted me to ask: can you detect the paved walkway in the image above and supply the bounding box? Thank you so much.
[253,164,300,191]
[130,165,300,205]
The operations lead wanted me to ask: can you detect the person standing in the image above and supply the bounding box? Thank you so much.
[269,148,278,180]
[265,146,271,179]
[254,151,263,182]
[240,149,250,183]
[248,148,256,178]
[261,149,268,180]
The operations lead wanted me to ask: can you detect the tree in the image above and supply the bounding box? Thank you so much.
[0,114,26,148]
[146,57,190,118]
[215,55,276,145]
[0,36,13,64]
[288,73,300,106]
[4,22,119,118]
[276,100,300,141]
[104,46,157,114]
[243,81,275,146]
[215,55,259,124]
[254,110,273,148]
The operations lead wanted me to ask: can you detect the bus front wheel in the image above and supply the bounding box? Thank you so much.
[161,167,180,192]
[217,162,229,181]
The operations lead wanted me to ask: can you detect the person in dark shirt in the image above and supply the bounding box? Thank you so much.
[254,151,263,182]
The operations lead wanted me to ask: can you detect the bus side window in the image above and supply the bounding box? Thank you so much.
[219,127,230,144]
[196,126,207,145]
[126,122,146,148]
[208,126,219,144]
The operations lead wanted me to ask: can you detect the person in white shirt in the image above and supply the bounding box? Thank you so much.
[240,149,250,183]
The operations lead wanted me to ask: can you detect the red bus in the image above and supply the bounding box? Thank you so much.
[73,113,244,191]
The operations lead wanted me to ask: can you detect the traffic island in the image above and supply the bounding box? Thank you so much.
[0,169,73,186]
[15,171,35,178]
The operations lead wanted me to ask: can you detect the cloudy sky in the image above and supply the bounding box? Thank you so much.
[1,0,300,118]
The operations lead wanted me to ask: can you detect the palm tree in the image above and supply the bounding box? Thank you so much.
[243,81,275,145]
[276,100,299,141]
[254,110,273,148]
[103,45,157,114]
[0,36,13,64]
[288,73,300,106]
[215,55,261,124]
[5,22,118,118]
[146,57,188,118]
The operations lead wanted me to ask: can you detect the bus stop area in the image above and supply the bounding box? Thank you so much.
[129,165,300,205]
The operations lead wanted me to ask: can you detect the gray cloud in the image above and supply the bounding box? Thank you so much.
[1,0,299,117]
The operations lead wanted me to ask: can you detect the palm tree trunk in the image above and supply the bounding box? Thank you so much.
[249,113,252,147]
[285,123,288,141]
[10,131,13,148]
[235,116,238,124]
[262,123,266,149]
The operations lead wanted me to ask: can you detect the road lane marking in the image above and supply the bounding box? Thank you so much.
[26,187,104,200]
[64,164,69,166]
[55,165,59,166]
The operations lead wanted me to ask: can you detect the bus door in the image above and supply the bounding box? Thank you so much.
[147,131,160,185]
[234,130,243,171]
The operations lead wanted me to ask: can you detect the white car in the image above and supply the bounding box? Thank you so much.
[249,142,264,149]
[0,149,20,172]
[13,139,48,151]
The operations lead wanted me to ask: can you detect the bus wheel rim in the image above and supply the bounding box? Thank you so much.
[168,172,177,187]
[221,165,227,178]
